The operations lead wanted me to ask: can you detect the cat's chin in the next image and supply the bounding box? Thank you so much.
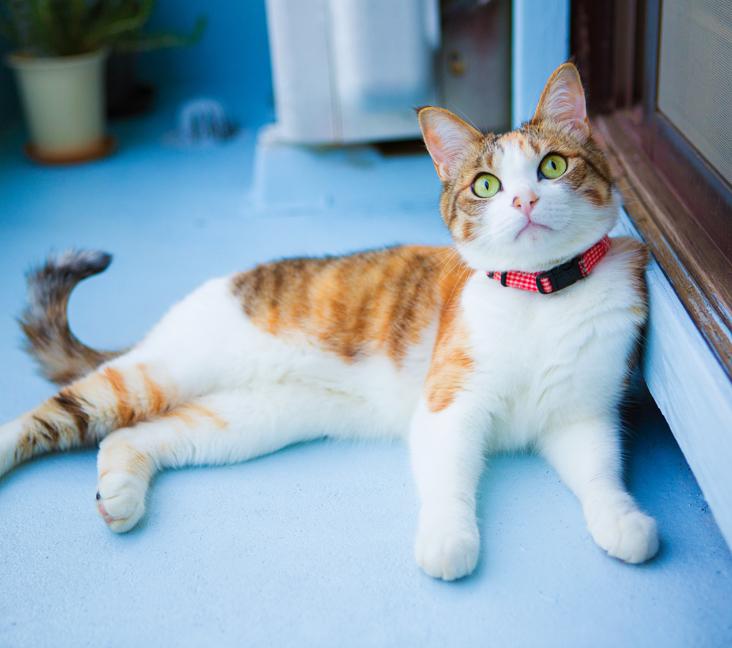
[456,230,611,273]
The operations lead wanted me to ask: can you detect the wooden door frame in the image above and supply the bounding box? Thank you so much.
[572,0,732,376]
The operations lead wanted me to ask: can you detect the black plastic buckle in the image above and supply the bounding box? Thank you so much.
[536,257,583,294]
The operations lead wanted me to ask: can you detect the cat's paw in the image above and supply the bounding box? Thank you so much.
[415,516,480,581]
[587,506,659,564]
[96,472,147,533]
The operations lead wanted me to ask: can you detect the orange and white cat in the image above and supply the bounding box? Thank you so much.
[0,63,658,580]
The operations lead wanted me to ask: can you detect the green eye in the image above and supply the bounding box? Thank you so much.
[472,173,501,198]
[539,153,568,179]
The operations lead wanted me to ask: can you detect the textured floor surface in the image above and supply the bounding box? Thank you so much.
[0,113,730,648]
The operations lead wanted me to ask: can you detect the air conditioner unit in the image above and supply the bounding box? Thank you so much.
[265,0,440,144]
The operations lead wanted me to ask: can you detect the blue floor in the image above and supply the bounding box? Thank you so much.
[1,109,731,648]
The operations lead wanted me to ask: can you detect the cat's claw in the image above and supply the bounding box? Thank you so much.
[587,506,659,564]
[96,472,147,533]
[415,518,480,581]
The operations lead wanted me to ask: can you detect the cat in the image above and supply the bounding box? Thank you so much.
[0,63,658,580]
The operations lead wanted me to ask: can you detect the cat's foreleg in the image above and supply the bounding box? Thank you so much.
[95,386,327,532]
[409,401,485,581]
[540,416,659,563]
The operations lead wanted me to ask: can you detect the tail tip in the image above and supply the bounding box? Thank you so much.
[56,249,112,275]
[82,250,113,273]
[35,249,113,281]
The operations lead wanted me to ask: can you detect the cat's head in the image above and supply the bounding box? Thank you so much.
[418,63,617,271]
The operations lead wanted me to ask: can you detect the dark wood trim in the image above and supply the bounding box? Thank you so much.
[644,114,732,260]
[639,0,731,262]
[611,0,637,108]
[571,0,644,114]
[641,0,660,119]
[571,0,619,113]
[595,111,732,377]
[574,0,732,376]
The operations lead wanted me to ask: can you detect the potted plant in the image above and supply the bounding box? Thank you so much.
[0,1,205,164]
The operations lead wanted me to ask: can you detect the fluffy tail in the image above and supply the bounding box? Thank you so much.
[19,250,123,385]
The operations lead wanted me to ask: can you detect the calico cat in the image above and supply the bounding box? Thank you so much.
[0,63,658,580]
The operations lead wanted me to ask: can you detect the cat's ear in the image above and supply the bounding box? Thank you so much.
[417,107,482,181]
[531,63,590,138]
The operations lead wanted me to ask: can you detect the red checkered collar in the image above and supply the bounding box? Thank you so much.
[486,236,611,294]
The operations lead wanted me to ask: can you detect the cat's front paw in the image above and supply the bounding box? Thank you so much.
[587,506,659,564]
[96,472,147,533]
[415,515,480,581]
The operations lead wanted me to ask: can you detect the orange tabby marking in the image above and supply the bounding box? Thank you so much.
[232,244,477,413]
[102,367,134,427]
[232,246,458,366]
[425,263,475,412]
[161,403,227,429]
[138,364,167,415]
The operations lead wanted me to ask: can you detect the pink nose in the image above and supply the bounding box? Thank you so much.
[512,191,539,216]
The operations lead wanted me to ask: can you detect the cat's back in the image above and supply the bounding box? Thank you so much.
[230,245,463,364]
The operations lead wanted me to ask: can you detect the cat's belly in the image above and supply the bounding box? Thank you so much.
[244,331,433,437]
[236,314,439,440]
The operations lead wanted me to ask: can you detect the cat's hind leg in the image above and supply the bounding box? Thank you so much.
[539,416,659,564]
[0,360,177,478]
[95,384,350,532]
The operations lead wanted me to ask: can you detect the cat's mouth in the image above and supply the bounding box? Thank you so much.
[514,219,553,240]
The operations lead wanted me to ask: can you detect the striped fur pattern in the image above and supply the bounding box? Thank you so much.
[14,364,170,465]
[230,246,467,365]
[0,63,658,579]
[20,250,121,384]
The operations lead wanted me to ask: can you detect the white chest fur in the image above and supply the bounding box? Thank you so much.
[459,244,646,449]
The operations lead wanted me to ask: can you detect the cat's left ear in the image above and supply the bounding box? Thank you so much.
[531,62,590,138]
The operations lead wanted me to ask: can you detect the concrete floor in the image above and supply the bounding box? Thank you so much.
[0,112,730,648]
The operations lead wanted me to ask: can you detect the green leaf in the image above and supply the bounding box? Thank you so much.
[84,5,154,50]
[0,0,206,56]
[115,15,206,52]
[67,0,86,45]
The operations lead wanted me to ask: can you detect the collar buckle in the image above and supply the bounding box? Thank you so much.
[535,257,583,294]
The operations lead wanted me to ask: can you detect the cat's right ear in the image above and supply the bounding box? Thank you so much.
[417,107,482,182]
